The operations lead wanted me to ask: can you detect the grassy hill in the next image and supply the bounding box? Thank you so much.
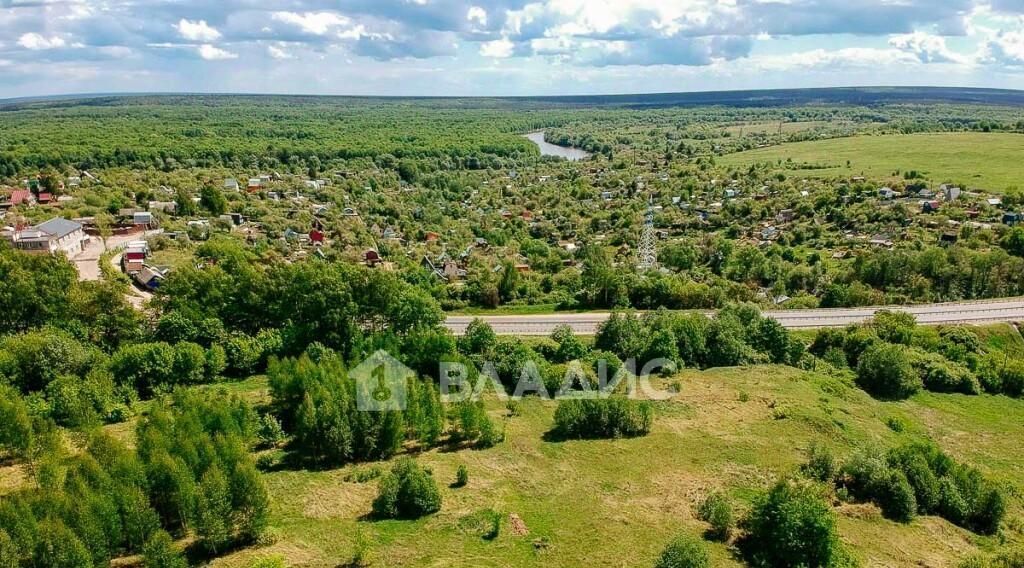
[211,360,1024,567]
[719,132,1024,192]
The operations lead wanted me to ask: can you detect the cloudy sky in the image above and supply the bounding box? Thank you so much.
[2,0,1024,99]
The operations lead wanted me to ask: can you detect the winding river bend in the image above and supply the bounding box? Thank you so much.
[524,132,591,161]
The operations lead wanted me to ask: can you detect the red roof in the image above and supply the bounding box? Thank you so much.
[37,193,52,203]
[10,190,31,205]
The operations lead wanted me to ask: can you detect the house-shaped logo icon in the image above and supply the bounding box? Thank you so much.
[350,350,414,411]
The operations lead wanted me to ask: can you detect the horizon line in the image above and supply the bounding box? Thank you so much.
[3,84,1024,105]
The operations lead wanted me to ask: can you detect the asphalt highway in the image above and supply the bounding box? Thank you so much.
[444,298,1024,335]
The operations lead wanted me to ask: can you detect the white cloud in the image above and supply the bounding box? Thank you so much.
[749,48,920,71]
[889,32,970,64]
[175,19,222,42]
[197,44,238,60]
[272,11,352,35]
[267,44,294,60]
[983,29,1024,65]
[17,33,66,50]
[467,6,488,27]
[480,37,515,58]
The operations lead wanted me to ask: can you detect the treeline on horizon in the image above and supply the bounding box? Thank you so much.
[2,91,1024,178]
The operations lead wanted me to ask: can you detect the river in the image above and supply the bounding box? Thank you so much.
[524,132,591,161]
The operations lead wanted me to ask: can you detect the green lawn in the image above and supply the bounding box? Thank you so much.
[719,132,1024,192]
[212,365,1024,568]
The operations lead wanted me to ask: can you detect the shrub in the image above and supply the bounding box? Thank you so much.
[872,310,917,345]
[697,492,733,541]
[887,449,940,514]
[839,449,916,522]
[372,458,442,520]
[801,443,838,483]
[551,325,590,363]
[856,343,921,400]
[655,533,710,568]
[457,509,501,541]
[910,351,980,395]
[938,327,981,363]
[256,414,286,449]
[454,464,469,488]
[842,327,879,368]
[939,476,970,526]
[741,479,842,568]
[885,416,907,433]
[551,397,653,440]
[872,469,918,523]
[458,319,498,356]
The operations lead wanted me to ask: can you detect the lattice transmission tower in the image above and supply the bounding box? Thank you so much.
[637,198,658,271]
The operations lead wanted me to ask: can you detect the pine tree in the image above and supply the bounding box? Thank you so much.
[417,381,444,447]
[295,394,321,464]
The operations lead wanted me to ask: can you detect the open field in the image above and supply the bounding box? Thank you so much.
[202,361,1024,567]
[719,132,1024,192]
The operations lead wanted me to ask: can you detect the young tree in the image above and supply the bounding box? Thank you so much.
[0,388,33,460]
[94,212,114,250]
[195,465,233,553]
[0,529,18,568]
[32,520,94,568]
[142,531,188,568]
[229,462,270,543]
[200,185,228,217]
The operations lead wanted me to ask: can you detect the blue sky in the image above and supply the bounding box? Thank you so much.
[2,0,1024,98]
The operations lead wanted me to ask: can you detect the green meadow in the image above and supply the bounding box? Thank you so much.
[720,132,1024,192]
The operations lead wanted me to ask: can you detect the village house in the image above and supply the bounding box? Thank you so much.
[6,190,34,208]
[134,265,167,290]
[224,179,240,191]
[4,217,87,256]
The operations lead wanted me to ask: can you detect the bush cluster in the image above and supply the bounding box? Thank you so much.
[372,458,442,520]
[551,397,653,440]
[834,444,1005,535]
[813,315,1024,401]
[597,305,804,370]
